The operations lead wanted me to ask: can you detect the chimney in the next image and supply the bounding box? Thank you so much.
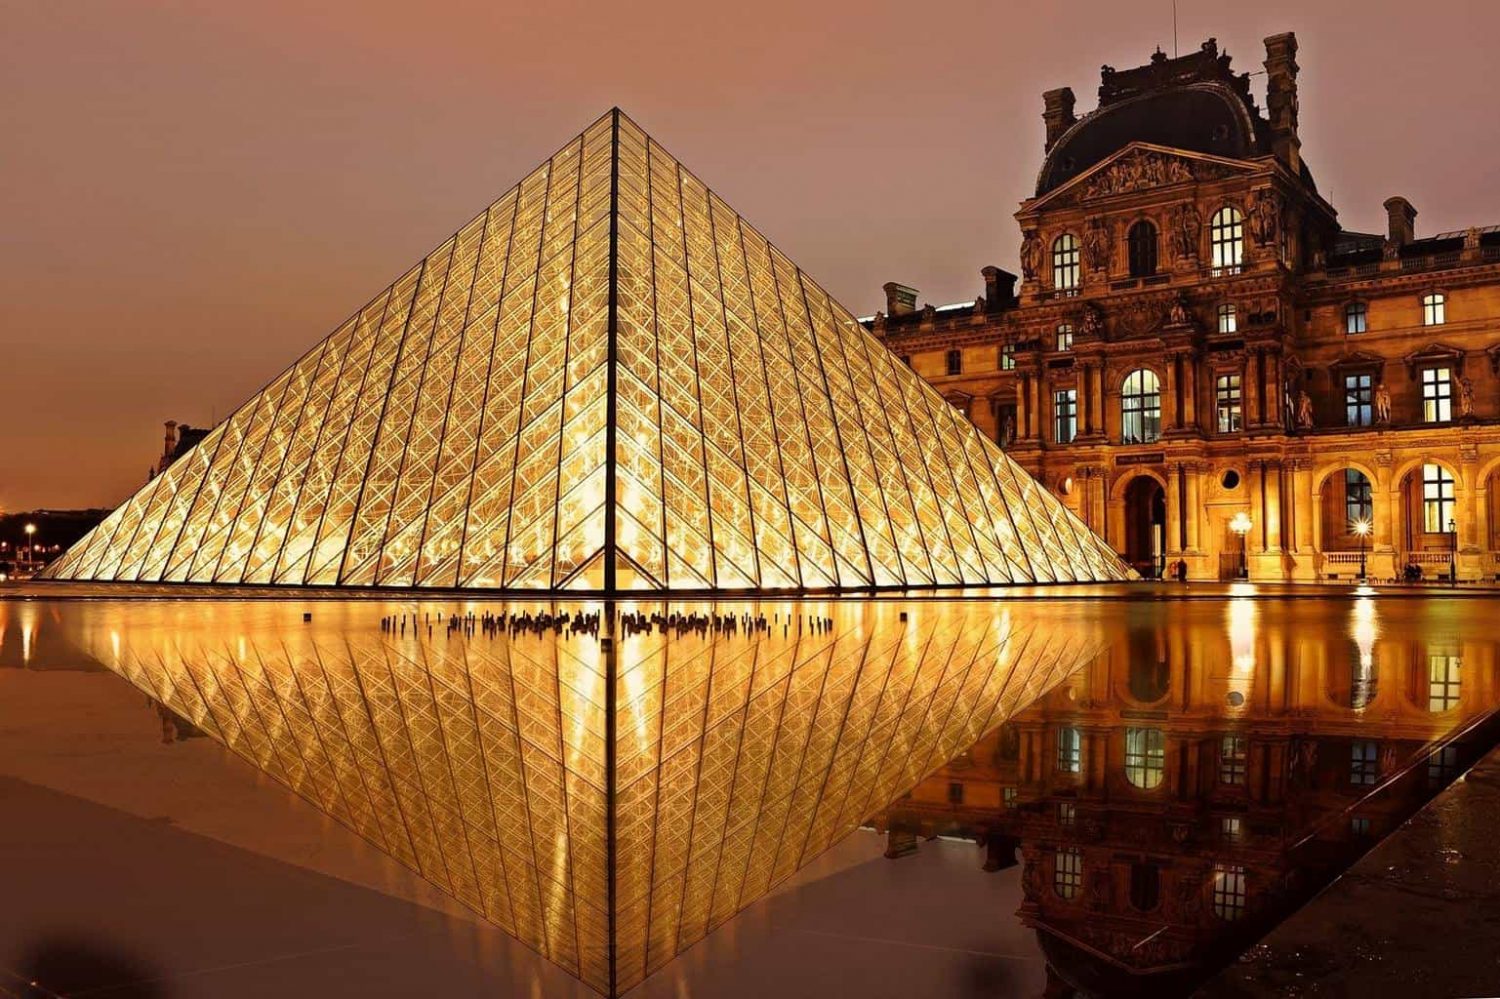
[882,282,919,316]
[1383,196,1417,248]
[1263,33,1300,172]
[163,420,178,460]
[981,266,1017,312]
[1042,88,1076,152]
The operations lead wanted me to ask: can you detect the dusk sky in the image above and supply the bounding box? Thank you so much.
[6,0,1499,511]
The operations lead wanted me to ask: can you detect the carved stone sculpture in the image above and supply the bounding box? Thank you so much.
[1459,376,1475,418]
[1297,390,1314,428]
[1083,217,1112,272]
[1082,150,1194,199]
[1171,204,1202,261]
[1250,190,1280,246]
[1375,381,1392,424]
[1020,230,1041,281]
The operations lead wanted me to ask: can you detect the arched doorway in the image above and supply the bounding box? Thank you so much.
[1398,462,1458,581]
[1123,476,1166,578]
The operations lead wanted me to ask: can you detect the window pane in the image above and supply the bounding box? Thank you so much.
[1053,235,1080,292]
[1211,207,1244,274]
[1057,727,1082,772]
[1054,848,1083,899]
[1054,389,1077,444]
[1422,463,1455,533]
[1121,369,1161,443]
[1344,373,1372,427]
[1422,367,1452,422]
[1346,301,1368,334]
[1216,374,1242,433]
[1124,727,1165,788]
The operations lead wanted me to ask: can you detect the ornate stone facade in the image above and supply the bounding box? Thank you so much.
[871,34,1500,581]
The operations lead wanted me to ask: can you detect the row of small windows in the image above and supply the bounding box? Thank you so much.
[1345,293,1446,334]
[1048,207,1245,288]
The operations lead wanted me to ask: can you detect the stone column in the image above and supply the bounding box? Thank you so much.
[1092,365,1107,437]
[1165,356,1181,430]
[1185,464,1202,552]
[1019,372,1033,438]
[1246,351,1261,425]
[1165,466,1183,560]
[1182,356,1199,429]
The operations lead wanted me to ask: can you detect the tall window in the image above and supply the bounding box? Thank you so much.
[1120,369,1162,444]
[1344,373,1373,427]
[1421,367,1452,422]
[1345,469,1373,526]
[1428,745,1459,786]
[1057,727,1082,773]
[1219,735,1248,785]
[1346,301,1368,334]
[1422,463,1455,533]
[1215,374,1242,433]
[1055,323,1074,351]
[1220,816,1243,842]
[1210,206,1244,274]
[1054,389,1077,444]
[1054,849,1083,899]
[1423,293,1446,326]
[1350,741,1379,786]
[1212,864,1247,920]
[1217,302,1238,333]
[1428,655,1462,712]
[1128,220,1159,277]
[1000,342,1015,371]
[945,349,962,376]
[1052,234,1081,292]
[1124,727,1166,789]
[1057,801,1076,826]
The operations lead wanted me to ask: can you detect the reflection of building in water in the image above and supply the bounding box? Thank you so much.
[875,602,1498,995]
[58,598,1107,997]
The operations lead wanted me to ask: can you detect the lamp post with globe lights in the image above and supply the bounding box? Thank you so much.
[23,523,37,567]
[1229,511,1252,580]
[1353,517,1371,582]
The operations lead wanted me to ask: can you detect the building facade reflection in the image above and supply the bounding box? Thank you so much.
[876,597,1499,995]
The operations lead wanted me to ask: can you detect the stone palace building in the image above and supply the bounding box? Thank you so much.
[869,33,1500,581]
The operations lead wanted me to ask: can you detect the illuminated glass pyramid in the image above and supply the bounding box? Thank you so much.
[45,110,1129,592]
[62,598,1110,995]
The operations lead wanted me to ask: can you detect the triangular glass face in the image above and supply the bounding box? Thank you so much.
[60,598,1111,996]
[44,111,1132,592]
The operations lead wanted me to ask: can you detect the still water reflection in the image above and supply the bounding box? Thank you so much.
[0,594,1494,997]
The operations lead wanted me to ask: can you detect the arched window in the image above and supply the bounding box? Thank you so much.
[1120,369,1162,443]
[1210,206,1244,274]
[1124,727,1166,788]
[1344,469,1373,528]
[1052,234,1081,292]
[1127,220,1159,277]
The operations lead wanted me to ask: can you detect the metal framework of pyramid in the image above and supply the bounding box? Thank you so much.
[45,110,1131,592]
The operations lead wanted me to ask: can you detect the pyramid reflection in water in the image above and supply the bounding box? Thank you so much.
[64,599,1108,995]
[45,110,1129,592]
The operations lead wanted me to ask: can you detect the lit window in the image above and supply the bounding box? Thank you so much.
[1003,786,1017,808]
[1128,220,1159,277]
[1054,389,1077,444]
[947,781,965,805]
[1056,323,1074,351]
[1216,374,1242,433]
[1344,469,1373,526]
[1220,816,1243,842]
[1212,864,1247,920]
[1124,727,1165,789]
[1350,741,1379,786]
[1057,727,1082,773]
[1054,848,1083,899]
[1052,234,1081,292]
[1421,367,1452,422]
[1428,655,1461,712]
[1346,301,1368,334]
[1351,816,1371,836]
[1120,369,1161,444]
[1000,342,1015,371]
[1422,463,1455,532]
[1058,801,1076,826]
[945,349,962,376]
[1344,373,1373,427]
[1210,206,1244,274]
[1217,302,1238,333]
[1423,293,1446,326]
[1219,735,1248,785]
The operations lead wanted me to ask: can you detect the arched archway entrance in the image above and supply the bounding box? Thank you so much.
[1123,476,1166,578]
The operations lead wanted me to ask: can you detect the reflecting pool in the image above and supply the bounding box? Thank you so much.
[1,593,1495,998]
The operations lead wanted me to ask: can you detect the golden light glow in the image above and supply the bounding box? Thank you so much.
[1353,517,1372,537]
[1229,511,1253,536]
[43,111,1130,594]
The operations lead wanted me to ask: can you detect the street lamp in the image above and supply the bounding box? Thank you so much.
[1448,517,1458,587]
[23,523,36,565]
[1229,511,1252,580]
[1353,517,1372,582]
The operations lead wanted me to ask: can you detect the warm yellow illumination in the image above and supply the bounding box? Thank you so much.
[1353,518,1372,537]
[1229,511,1252,536]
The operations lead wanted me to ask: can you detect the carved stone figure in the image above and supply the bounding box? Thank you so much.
[1459,376,1475,418]
[1082,150,1194,199]
[1375,381,1392,423]
[1080,305,1105,339]
[1083,217,1111,272]
[1168,294,1191,326]
[1171,204,1202,261]
[1019,230,1041,281]
[1297,390,1314,428]
[1250,190,1280,246]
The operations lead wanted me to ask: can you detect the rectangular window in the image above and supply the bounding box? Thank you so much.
[1350,741,1379,786]
[1344,469,1373,525]
[1427,745,1458,786]
[945,349,962,376]
[1057,801,1076,826]
[1000,343,1015,371]
[1344,373,1373,427]
[947,781,965,805]
[1217,303,1237,333]
[1054,389,1077,444]
[1346,301,1368,334]
[1216,374,1242,433]
[1124,728,1166,789]
[1220,816,1243,842]
[1422,367,1452,422]
[1054,848,1083,899]
[1351,816,1371,836]
[1056,324,1074,351]
[1056,727,1082,773]
[1422,463,1455,533]
[1219,735,1248,785]
[1003,786,1017,808]
[1423,293,1446,326]
[1428,655,1461,712]
[1213,864,1247,920]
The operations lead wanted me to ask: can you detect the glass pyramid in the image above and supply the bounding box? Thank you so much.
[45,110,1130,592]
[60,598,1111,995]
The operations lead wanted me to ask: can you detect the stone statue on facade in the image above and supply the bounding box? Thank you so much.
[1083,217,1111,272]
[1459,376,1475,418]
[1375,381,1392,424]
[1080,305,1105,340]
[1168,294,1191,326]
[1171,203,1202,262]
[1250,190,1280,246]
[1019,230,1041,281]
[1296,389,1314,429]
